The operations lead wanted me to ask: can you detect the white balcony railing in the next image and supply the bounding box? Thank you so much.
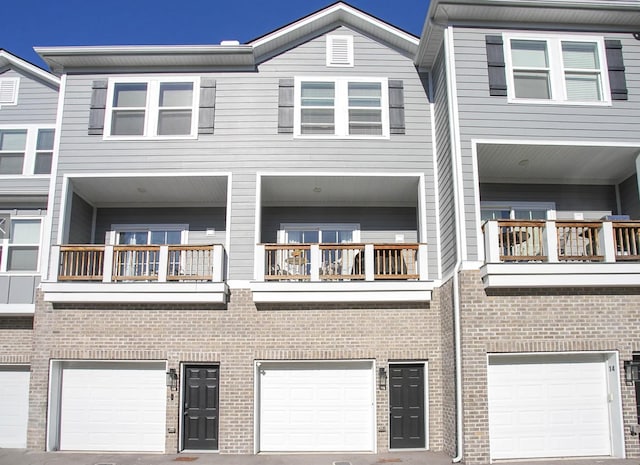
[50,244,225,283]
[255,243,429,282]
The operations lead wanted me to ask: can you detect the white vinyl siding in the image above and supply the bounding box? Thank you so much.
[105,77,199,139]
[505,34,610,105]
[294,76,389,138]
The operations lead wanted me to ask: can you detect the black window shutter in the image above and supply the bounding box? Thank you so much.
[605,40,628,101]
[198,78,216,134]
[485,35,507,96]
[389,80,405,135]
[278,78,294,134]
[88,80,107,135]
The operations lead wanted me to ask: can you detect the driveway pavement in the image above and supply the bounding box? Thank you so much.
[0,449,637,465]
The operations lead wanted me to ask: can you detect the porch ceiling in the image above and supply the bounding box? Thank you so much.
[69,175,228,207]
[477,143,639,185]
[261,175,419,207]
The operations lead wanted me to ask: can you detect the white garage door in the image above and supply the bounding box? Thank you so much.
[488,354,612,460]
[0,366,30,448]
[259,361,375,452]
[59,362,166,452]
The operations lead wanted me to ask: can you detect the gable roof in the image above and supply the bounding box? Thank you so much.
[0,49,60,87]
[36,2,419,72]
[415,0,640,69]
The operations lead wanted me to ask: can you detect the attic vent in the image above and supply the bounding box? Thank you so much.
[327,35,354,67]
[0,78,19,107]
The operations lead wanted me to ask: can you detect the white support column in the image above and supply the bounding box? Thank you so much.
[364,244,375,281]
[418,244,429,281]
[310,244,321,282]
[157,246,169,282]
[600,221,616,263]
[212,244,224,282]
[48,245,60,282]
[484,221,501,263]
[102,245,114,283]
[254,244,265,281]
[544,221,559,263]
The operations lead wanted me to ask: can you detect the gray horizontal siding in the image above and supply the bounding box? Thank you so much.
[68,193,93,244]
[0,177,50,196]
[453,27,640,261]
[0,69,58,124]
[619,175,640,220]
[52,25,435,280]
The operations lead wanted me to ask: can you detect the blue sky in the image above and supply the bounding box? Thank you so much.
[2,1,429,70]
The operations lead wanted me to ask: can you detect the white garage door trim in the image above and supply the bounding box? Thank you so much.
[487,352,624,460]
[255,360,376,453]
[47,360,167,452]
[0,365,30,448]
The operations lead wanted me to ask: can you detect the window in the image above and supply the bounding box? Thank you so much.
[105,78,199,138]
[295,77,389,138]
[0,127,53,175]
[0,78,19,108]
[481,202,555,221]
[505,35,609,104]
[0,218,42,272]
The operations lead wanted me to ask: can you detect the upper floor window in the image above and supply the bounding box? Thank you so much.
[0,217,42,272]
[0,78,19,108]
[505,35,610,105]
[294,77,389,138]
[105,77,199,139]
[0,127,54,175]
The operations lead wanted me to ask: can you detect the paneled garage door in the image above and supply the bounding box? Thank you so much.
[0,366,30,448]
[258,361,375,452]
[58,361,166,452]
[488,354,613,460]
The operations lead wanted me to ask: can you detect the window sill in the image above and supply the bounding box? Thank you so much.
[292,134,391,140]
[102,134,199,141]
[506,98,612,107]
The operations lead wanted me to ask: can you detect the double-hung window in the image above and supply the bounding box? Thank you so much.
[295,77,388,138]
[105,77,199,138]
[0,127,54,175]
[0,218,42,272]
[505,34,609,104]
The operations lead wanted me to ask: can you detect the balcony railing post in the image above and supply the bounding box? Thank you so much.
[418,244,428,281]
[157,246,169,282]
[484,221,501,263]
[544,221,558,263]
[255,244,266,281]
[212,245,224,282]
[600,221,616,263]
[49,245,61,281]
[310,244,321,282]
[364,244,375,281]
[102,245,114,283]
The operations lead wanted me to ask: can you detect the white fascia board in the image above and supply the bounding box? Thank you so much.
[0,304,35,316]
[42,292,227,304]
[41,282,228,293]
[252,290,432,304]
[0,50,60,87]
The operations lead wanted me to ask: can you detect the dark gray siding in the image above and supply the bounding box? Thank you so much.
[52,25,435,280]
[0,69,58,124]
[94,207,226,245]
[453,27,640,260]
[433,46,457,275]
[619,175,640,219]
[68,193,93,244]
[261,207,418,243]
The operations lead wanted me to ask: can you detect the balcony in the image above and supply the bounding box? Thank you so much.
[251,242,432,303]
[481,219,640,288]
[41,244,227,304]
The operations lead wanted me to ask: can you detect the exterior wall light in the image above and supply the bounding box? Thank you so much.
[378,367,387,390]
[166,368,179,391]
[624,360,640,385]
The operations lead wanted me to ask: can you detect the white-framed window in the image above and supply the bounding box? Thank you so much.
[326,35,354,67]
[278,223,360,244]
[104,77,199,139]
[0,78,19,108]
[109,224,188,245]
[481,202,555,221]
[0,126,54,175]
[504,34,610,105]
[294,77,389,138]
[0,217,42,272]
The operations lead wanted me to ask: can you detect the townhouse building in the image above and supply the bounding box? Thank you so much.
[1,1,640,463]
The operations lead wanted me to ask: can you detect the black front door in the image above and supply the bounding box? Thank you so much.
[182,365,219,451]
[389,363,425,449]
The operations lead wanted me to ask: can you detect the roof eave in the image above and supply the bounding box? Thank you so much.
[0,49,60,87]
